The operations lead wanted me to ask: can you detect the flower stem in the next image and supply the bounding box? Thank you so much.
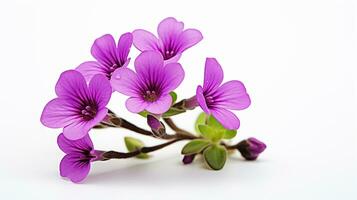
[163,118,197,139]
[102,138,186,159]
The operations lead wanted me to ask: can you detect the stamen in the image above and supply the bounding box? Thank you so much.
[144,90,158,102]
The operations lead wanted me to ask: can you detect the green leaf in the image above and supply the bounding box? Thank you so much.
[170,92,177,104]
[195,112,207,134]
[162,107,185,118]
[203,145,227,170]
[207,115,224,130]
[124,137,149,159]
[138,110,149,118]
[181,139,211,155]
[223,129,237,139]
[198,125,224,142]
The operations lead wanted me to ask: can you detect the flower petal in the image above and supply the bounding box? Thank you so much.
[55,70,88,100]
[91,34,118,67]
[57,133,93,154]
[111,67,141,97]
[177,28,203,52]
[41,98,80,128]
[157,17,184,45]
[196,86,210,114]
[161,62,185,94]
[145,94,172,114]
[88,74,112,109]
[117,32,133,64]
[132,29,159,51]
[203,58,224,94]
[60,154,91,183]
[63,121,90,140]
[213,80,251,110]
[125,97,148,113]
[134,51,164,81]
[163,53,182,65]
[76,61,108,83]
[211,108,240,130]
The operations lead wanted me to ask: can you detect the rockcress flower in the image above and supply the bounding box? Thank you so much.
[110,51,184,114]
[41,70,112,140]
[76,33,133,81]
[194,58,251,130]
[58,133,105,183]
[236,137,267,160]
[132,17,203,64]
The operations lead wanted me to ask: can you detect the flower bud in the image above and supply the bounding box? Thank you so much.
[147,115,166,138]
[237,137,266,160]
[182,154,196,165]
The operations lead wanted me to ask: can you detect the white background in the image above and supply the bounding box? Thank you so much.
[0,0,356,199]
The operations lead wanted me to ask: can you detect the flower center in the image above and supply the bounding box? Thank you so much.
[81,105,97,120]
[143,90,158,102]
[205,96,215,104]
[163,50,175,60]
[107,63,122,79]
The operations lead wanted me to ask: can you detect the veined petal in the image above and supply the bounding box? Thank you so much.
[117,32,133,64]
[132,29,159,51]
[63,121,91,140]
[161,62,185,94]
[60,154,91,183]
[91,34,119,67]
[88,74,112,109]
[213,80,251,110]
[76,61,108,83]
[203,58,224,93]
[111,67,141,97]
[55,70,88,101]
[211,108,240,130]
[196,86,211,114]
[157,17,184,45]
[41,98,80,128]
[57,133,93,154]
[134,51,164,83]
[163,53,182,65]
[145,94,172,114]
[125,97,148,113]
[177,28,203,52]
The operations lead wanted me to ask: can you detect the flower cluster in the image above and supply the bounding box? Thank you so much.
[41,17,266,183]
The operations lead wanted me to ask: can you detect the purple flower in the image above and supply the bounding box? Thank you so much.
[237,137,267,160]
[132,17,203,64]
[182,154,196,165]
[76,33,133,81]
[110,51,184,114]
[58,133,104,183]
[41,70,112,140]
[147,115,166,137]
[196,58,251,130]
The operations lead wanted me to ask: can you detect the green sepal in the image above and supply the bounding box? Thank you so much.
[223,130,237,139]
[124,137,149,159]
[138,110,149,118]
[194,112,207,134]
[203,144,227,170]
[170,92,177,104]
[181,139,211,155]
[162,107,185,118]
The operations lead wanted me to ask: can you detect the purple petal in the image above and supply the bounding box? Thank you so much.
[125,97,148,113]
[134,51,164,80]
[88,74,112,109]
[203,58,224,94]
[163,53,182,65]
[41,98,80,128]
[157,17,184,45]
[177,29,203,52]
[211,108,240,130]
[110,67,140,97]
[145,94,172,114]
[63,108,107,140]
[57,133,93,154]
[212,80,251,110]
[60,154,91,183]
[117,32,133,64]
[55,70,88,99]
[161,62,185,94]
[196,86,210,114]
[132,29,159,51]
[91,34,118,67]
[76,61,108,82]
